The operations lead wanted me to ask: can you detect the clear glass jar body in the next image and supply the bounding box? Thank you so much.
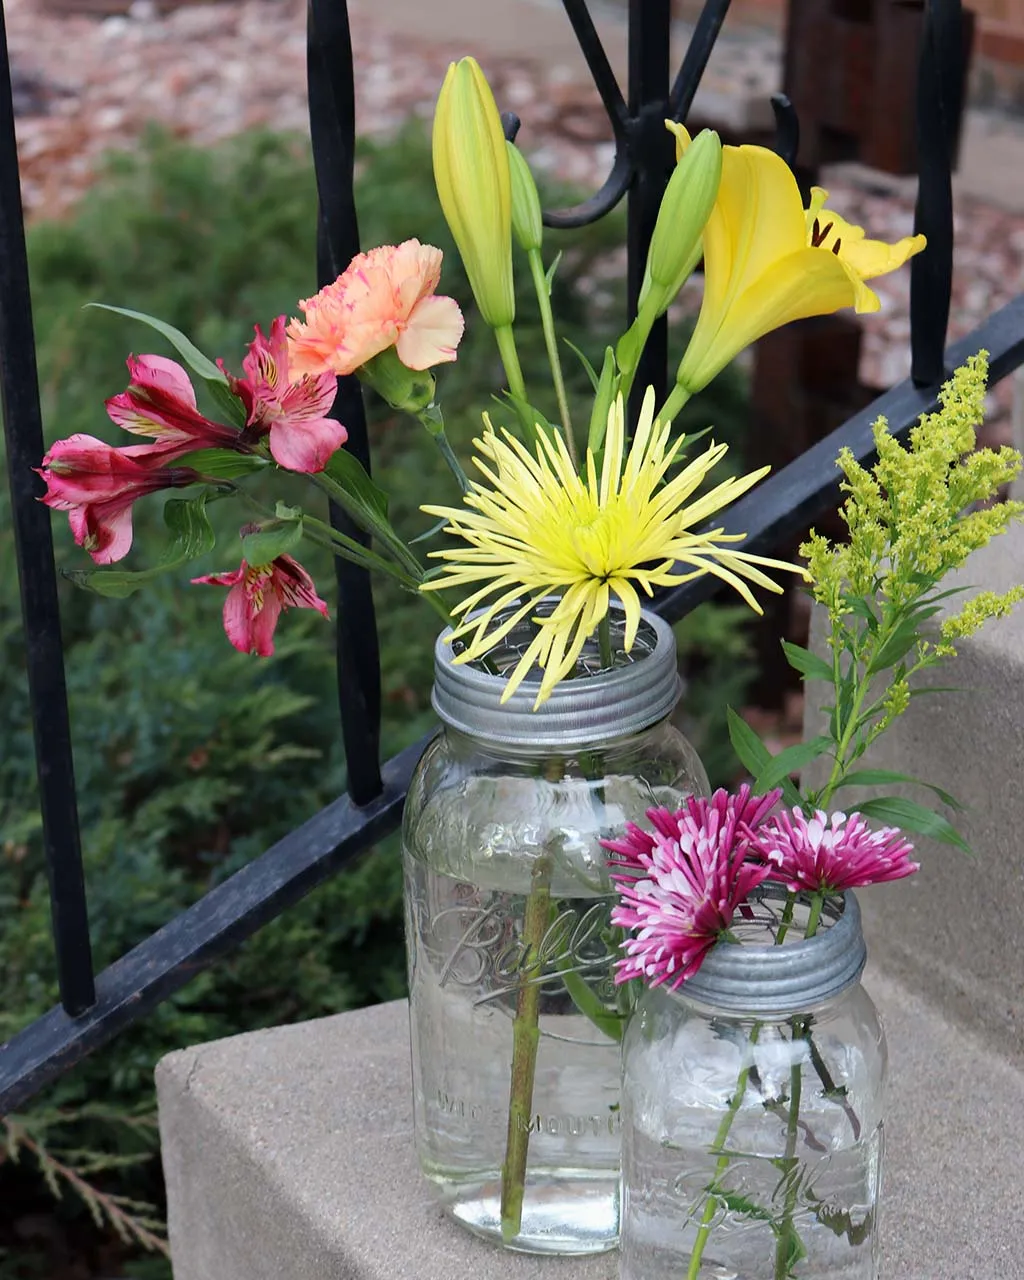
[621,979,887,1280]
[402,718,708,1255]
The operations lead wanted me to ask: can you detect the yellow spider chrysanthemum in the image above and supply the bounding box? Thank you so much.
[421,388,806,707]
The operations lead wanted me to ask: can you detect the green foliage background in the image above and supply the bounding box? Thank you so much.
[0,126,753,1276]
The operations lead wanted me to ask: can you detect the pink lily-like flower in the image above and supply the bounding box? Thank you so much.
[608,787,780,990]
[602,785,782,877]
[285,239,465,378]
[105,354,243,456]
[191,553,329,656]
[223,317,347,473]
[751,809,920,894]
[38,433,197,564]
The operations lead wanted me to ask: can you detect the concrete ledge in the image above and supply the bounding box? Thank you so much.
[157,992,1024,1280]
[804,521,1024,1066]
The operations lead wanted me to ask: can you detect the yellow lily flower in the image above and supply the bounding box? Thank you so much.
[669,124,926,398]
[433,57,515,330]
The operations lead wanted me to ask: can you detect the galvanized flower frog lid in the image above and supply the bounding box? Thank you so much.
[431,601,681,750]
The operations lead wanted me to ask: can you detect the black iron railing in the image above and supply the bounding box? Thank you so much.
[2,0,1020,1116]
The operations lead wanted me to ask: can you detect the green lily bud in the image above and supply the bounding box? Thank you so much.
[358,347,436,415]
[640,127,722,318]
[433,57,515,329]
[506,141,543,253]
[587,346,619,456]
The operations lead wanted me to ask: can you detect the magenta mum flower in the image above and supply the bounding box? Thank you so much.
[191,553,329,656]
[609,787,779,990]
[106,354,242,456]
[752,809,920,893]
[225,317,348,473]
[38,434,196,564]
[602,785,782,875]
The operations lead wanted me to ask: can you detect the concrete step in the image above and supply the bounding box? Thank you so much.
[156,986,1024,1279]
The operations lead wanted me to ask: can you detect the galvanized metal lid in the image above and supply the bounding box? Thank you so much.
[431,601,681,749]
[680,887,867,1015]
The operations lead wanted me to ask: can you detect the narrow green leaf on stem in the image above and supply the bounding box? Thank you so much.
[527,247,576,469]
[855,796,973,855]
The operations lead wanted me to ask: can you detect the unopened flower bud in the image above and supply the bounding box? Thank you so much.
[506,141,543,253]
[433,57,515,329]
[641,126,722,317]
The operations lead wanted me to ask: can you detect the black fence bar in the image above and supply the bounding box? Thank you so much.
[307,0,383,805]
[669,0,731,122]
[910,0,962,387]
[5,293,1023,1114]
[0,0,95,1016]
[626,0,673,417]
[0,736,427,1115]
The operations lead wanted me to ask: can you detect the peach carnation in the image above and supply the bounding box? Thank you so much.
[286,239,464,378]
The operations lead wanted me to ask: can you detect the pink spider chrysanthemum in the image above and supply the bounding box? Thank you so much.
[751,808,919,894]
[602,785,781,875]
[608,786,781,990]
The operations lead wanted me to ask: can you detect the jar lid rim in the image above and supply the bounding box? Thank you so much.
[675,889,867,1014]
[431,601,681,748]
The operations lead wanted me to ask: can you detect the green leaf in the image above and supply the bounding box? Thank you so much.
[844,595,879,633]
[867,619,921,674]
[241,518,303,566]
[753,736,832,794]
[544,250,563,296]
[714,1190,773,1223]
[325,449,389,525]
[410,514,450,545]
[781,640,833,683]
[177,448,267,479]
[833,769,966,812]
[563,339,601,393]
[855,796,972,855]
[87,303,248,428]
[726,708,804,807]
[63,494,215,598]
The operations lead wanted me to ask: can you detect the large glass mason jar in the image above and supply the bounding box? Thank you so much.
[402,606,708,1255]
[621,889,886,1280]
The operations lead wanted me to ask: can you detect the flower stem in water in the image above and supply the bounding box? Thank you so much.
[500,854,553,1241]
[686,1023,760,1279]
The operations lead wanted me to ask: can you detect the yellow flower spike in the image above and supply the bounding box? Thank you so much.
[433,57,515,329]
[420,388,806,708]
[670,139,927,399]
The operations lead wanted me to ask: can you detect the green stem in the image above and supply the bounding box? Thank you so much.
[686,1024,760,1280]
[309,470,426,583]
[774,1028,804,1280]
[527,248,577,470]
[658,381,692,426]
[494,324,530,415]
[804,892,825,940]
[598,614,614,670]
[773,893,797,946]
[418,406,470,494]
[500,855,553,1242]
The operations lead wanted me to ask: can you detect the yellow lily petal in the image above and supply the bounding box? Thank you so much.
[676,154,926,398]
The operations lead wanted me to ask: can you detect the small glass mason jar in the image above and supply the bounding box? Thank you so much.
[621,888,886,1280]
[402,605,708,1255]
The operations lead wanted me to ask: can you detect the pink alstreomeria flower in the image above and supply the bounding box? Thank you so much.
[751,809,920,894]
[38,434,197,564]
[224,317,348,473]
[285,239,465,378]
[105,354,243,456]
[607,787,782,990]
[192,553,329,656]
